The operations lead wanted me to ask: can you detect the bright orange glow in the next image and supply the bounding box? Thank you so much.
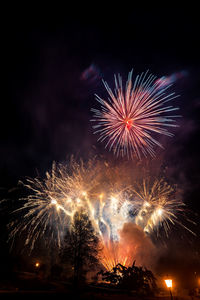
[125,119,133,130]
[165,279,172,288]
[198,277,200,286]
[100,240,134,271]
[35,262,40,268]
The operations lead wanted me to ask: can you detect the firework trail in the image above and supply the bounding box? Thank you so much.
[132,178,193,237]
[8,158,100,251]
[91,70,180,159]
[8,159,194,270]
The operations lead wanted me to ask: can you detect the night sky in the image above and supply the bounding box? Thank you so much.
[1,6,200,283]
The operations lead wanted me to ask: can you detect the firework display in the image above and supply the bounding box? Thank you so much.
[133,179,180,235]
[91,70,180,159]
[8,158,192,270]
[7,68,195,273]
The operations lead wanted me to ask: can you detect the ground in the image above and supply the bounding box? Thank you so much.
[0,272,200,299]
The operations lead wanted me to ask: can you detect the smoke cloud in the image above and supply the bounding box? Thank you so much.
[119,222,159,270]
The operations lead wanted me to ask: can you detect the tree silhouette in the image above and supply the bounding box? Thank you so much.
[61,211,100,287]
[98,261,157,295]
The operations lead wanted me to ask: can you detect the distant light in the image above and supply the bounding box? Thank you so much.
[165,279,172,288]
[82,191,87,196]
[35,262,40,268]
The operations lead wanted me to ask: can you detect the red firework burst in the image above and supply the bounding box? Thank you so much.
[91,70,180,159]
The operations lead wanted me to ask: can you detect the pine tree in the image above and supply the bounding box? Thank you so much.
[61,211,100,287]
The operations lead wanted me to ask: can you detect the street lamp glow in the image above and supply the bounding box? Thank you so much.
[198,277,200,286]
[165,279,172,288]
[35,262,40,268]
[165,278,173,300]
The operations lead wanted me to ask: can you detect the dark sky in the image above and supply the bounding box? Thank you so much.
[1,6,200,279]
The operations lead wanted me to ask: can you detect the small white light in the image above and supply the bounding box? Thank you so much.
[51,199,57,205]
[157,208,163,216]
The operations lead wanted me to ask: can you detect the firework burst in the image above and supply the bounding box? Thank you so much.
[8,158,100,251]
[133,178,195,237]
[91,70,180,159]
[8,160,194,270]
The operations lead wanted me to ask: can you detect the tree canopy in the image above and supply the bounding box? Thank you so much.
[61,211,100,286]
[98,261,157,295]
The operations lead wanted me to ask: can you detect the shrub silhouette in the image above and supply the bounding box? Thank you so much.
[98,261,157,295]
